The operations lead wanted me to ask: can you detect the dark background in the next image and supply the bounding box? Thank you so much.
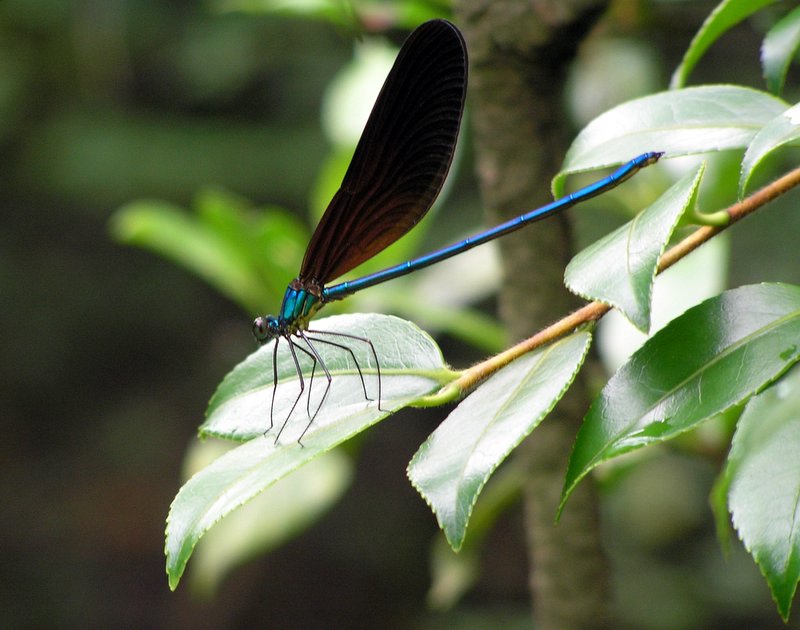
[2,1,799,628]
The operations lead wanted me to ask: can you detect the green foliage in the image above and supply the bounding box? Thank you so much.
[741,101,800,196]
[553,85,788,193]
[182,442,353,596]
[200,313,451,441]
[725,364,800,621]
[565,164,704,331]
[165,313,450,588]
[408,331,592,550]
[561,283,800,513]
[669,0,778,89]
[112,188,308,313]
[110,1,800,620]
[213,0,447,29]
[762,5,800,95]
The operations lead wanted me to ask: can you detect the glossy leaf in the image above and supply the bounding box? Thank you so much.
[555,86,787,192]
[166,314,450,589]
[565,164,704,332]
[409,331,592,549]
[597,235,729,373]
[561,283,800,512]
[202,313,451,441]
[670,0,777,89]
[762,5,800,95]
[740,102,800,196]
[187,447,352,595]
[167,434,347,590]
[726,364,800,621]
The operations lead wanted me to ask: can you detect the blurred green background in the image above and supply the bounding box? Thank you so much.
[3,0,800,627]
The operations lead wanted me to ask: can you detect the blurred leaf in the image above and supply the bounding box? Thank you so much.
[762,5,800,95]
[321,37,398,148]
[213,0,357,25]
[111,198,266,313]
[567,39,662,128]
[670,0,778,89]
[351,1,451,27]
[427,536,479,611]
[710,467,734,556]
[188,445,353,596]
[409,331,592,550]
[22,110,326,207]
[310,145,356,221]
[391,245,505,353]
[384,294,506,354]
[111,191,308,313]
[0,41,34,144]
[555,86,787,194]
[561,283,800,513]
[726,364,800,621]
[565,163,704,332]
[202,313,451,441]
[193,188,309,298]
[426,459,522,609]
[740,102,800,197]
[212,0,446,29]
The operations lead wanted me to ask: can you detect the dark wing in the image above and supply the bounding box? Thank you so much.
[298,19,467,285]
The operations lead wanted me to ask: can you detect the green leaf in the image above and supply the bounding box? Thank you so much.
[213,0,356,24]
[762,5,800,95]
[213,0,443,27]
[166,314,450,589]
[555,86,787,192]
[427,535,479,610]
[597,234,730,373]
[670,0,778,89]
[111,199,263,311]
[202,313,451,441]
[565,163,704,332]
[187,445,353,595]
[726,364,800,621]
[310,146,356,222]
[426,459,522,609]
[110,194,307,313]
[561,283,800,512]
[740,102,800,197]
[710,467,733,556]
[193,188,308,300]
[409,331,592,550]
[166,435,340,590]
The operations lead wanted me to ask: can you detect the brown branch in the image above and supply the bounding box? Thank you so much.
[440,162,800,397]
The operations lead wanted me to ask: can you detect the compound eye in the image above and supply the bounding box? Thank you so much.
[252,316,273,343]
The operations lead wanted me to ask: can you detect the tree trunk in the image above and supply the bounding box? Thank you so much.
[453,1,611,628]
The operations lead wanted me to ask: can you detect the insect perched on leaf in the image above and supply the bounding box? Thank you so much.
[252,19,661,443]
